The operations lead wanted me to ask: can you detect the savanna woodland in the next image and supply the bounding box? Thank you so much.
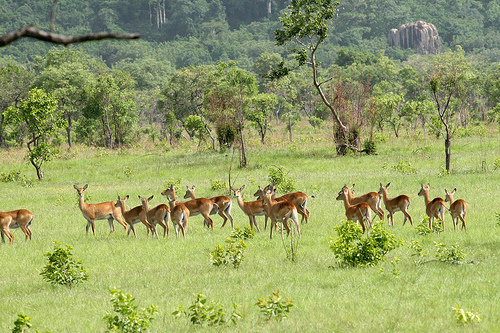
[1,0,500,332]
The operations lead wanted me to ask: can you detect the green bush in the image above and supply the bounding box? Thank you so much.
[329,221,403,267]
[435,242,466,264]
[268,165,295,193]
[39,241,89,287]
[210,238,247,268]
[103,289,157,333]
[392,160,417,174]
[230,226,255,240]
[362,140,377,155]
[255,290,294,322]
[452,305,481,325]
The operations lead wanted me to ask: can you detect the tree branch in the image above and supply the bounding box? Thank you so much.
[0,25,140,47]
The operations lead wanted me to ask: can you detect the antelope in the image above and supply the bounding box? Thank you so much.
[254,183,313,226]
[167,195,189,238]
[0,213,14,245]
[183,185,234,228]
[114,195,154,238]
[343,184,384,221]
[73,184,127,235]
[262,190,300,239]
[445,188,468,231]
[1,208,34,242]
[377,183,413,226]
[231,185,266,232]
[140,195,170,238]
[336,187,372,234]
[161,185,218,229]
[418,184,447,231]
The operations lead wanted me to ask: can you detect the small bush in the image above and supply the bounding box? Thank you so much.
[435,242,465,264]
[392,160,417,174]
[0,169,34,187]
[230,226,255,240]
[329,221,403,268]
[362,140,377,155]
[452,305,481,325]
[308,116,324,128]
[210,178,228,191]
[268,165,295,193]
[103,289,157,333]
[416,216,442,235]
[255,290,294,322]
[40,241,89,287]
[493,157,500,170]
[210,238,247,268]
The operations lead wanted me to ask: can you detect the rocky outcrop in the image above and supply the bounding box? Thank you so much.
[387,21,441,55]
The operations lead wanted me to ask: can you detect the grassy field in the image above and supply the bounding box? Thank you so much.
[1,124,500,332]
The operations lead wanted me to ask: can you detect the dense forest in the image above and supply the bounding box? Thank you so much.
[1,0,500,176]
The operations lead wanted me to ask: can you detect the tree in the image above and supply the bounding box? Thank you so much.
[5,88,64,180]
[245,93,277,144]
[373,92,405,138]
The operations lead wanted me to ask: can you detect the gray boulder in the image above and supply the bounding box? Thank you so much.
[387,21,441,55]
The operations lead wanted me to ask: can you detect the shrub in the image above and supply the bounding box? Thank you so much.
[493,157,500,170]
[391,160,417,174]
[40,241,89,287]
[268,165,295,193]
[434,242,465,264]
[230,226,255,240]
[308,116,324,128]
[362,140,377,155]
[0,169,34,187]
[210,238,247,268]
[103,289,157,333]
[329,220,403,267]
[416,216,442,235]
[452,305,481,325]
[255,290,294,322]
[210,178,228,191]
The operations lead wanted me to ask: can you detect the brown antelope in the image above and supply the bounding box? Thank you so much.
[0,213,14,245]
[343,184,384,221]
[167,195,189,238]
[73,184,127,235]
[1,208,34,242]
[231,185,266,232]
[418,184,447,231]
[161,185,218,229]
[377,183,413,226]
[254,183,313,226]
[114,195,154,238]
[183,185,234,228]
[140,195,170,238]
[262,190,300,239]
[445,188,468,231]
[336,187,372,234]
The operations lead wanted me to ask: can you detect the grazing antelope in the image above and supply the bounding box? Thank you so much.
[445,188,468,231]
[1,208,34,242]
[161,185,218,229]
[336,187,372,234]
[378,183,413,226]
[343,184,384,221]
[231,185,266,232]
[418,184,447,231]
[73,184,127,235]
[0,213,14,245]
[167,195,189,238]
[262,190,300,239]
[115,195,154,238]
[183,185,234,228]
[140,195,170,238]
[254,183,313,226]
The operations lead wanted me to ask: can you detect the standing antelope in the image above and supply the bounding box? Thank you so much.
[418,184,447,231]
[140,195,170,238]
[115,195,154,238]
[254,183,313,225]
[167,195,189,238]
[161,185,218,229]
[336,187,372,234]
[378,183,413,226]
[73,184,127,235]
[343,184,384,221]
[1,208,34,242]
[445,188,468,231]
[0,213,14,245]
[262,190,300,239]
[183,185,234,228]
[231,185,266,232]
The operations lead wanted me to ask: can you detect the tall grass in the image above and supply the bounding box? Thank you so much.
[1,123,500,332]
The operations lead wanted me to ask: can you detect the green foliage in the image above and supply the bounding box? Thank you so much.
[416,216,442,235]
[210,238,247,268]
[163,178,182,194]
[392,160,418,174]
[409,240,428,258]
[452,305,481,325]
[230,226,255,241]
[255,290,294,322]
[362,140,376,155]
[493,157,500,170]
[40,241,89,287]
[210,178,228,191]
[308,116,324,128]
[103,289,157,333]
[268,165,296,193]
[172,291,241,326]
[11,312,50,333]
[329,221,403,268]
[0,169,33,187]
[434,242,466,264]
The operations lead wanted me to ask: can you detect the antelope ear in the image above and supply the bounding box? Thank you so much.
[148,195,154,201]
[192,186,196,190]
[73,185,79,190]
[387,182,391,187]
[83,184,88,190]
[125,195,129,200]
[240,185,245,190]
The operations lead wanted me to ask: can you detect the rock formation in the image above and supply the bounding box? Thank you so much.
[387,21,441,55]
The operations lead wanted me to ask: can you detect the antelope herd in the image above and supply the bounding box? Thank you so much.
[0,182,469,245]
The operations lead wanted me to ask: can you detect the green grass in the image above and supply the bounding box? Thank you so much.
[1,125,500,332]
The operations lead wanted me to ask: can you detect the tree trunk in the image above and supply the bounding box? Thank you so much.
[445,133,451,172]
[66,114,73,148]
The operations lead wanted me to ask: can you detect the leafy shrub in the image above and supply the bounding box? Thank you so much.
[416,216,442,235]
[362,140,377,155]
[329,220,403,267]
[409,240,428,258]
[210,238,247,268]
[493,157,500,170]
[268,165,295,193]
[10,312,51,333]
[373,132,387,143]
[452,305,481,325]
[255,290,294,322]
[103,289,157,333]
[230,226,255,240]
[163,178,182,193]
[392,160,417,174]
[40,241,89,287]
[210,178,228,191]
[434,242,465,264]
[0,169,34,187]
[172,291,241,326]
[308,116,324,128]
